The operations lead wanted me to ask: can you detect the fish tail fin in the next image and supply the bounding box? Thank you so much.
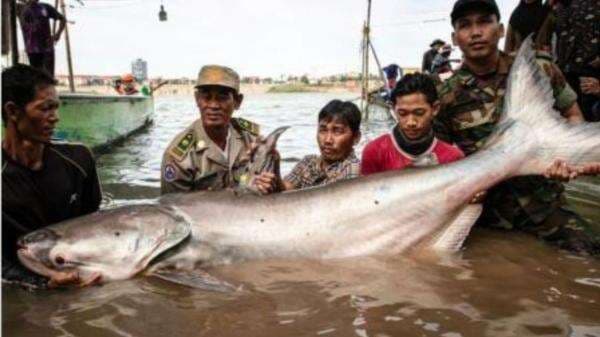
[491,37,600,176]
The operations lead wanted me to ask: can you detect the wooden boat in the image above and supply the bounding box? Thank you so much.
[55,93,154,153]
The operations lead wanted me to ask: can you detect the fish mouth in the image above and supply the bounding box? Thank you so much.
[17,247,57,280]
[17,248,98,287]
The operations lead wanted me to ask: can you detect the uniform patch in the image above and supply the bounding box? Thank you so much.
[164,164,177,182]
[238,173,250,186]
[233,117,260,136]
[170,133,195,161]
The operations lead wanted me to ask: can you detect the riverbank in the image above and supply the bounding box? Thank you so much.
[57,82,375,97]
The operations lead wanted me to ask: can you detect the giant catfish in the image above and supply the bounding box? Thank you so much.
[16,40,600,289]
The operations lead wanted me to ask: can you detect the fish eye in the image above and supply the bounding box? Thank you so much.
[55,255,65,265]
[115,231,120,237]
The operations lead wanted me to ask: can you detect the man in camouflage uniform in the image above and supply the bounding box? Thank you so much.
[436,0,600,254]
[161,65,279,194]
[554,0,600,121]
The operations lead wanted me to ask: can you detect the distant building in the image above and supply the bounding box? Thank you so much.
[131,58,148,81]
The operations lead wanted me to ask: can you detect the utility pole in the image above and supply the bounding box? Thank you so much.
[361,0,372,120]
[60,0,75,92]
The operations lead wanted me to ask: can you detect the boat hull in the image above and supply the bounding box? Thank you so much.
[55,93,154,153]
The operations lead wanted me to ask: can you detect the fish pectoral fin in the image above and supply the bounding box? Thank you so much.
[149,268,237,292]
[432,204,483,251]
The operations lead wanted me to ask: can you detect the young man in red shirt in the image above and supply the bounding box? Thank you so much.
[361,73,464,175]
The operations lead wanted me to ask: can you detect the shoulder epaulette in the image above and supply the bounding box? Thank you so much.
[232,117,260,136]
[170,132,195,162]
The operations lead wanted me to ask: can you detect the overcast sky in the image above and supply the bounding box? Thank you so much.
[48,0,520,78]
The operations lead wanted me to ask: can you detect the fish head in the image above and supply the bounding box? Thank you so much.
[240,126,289,190]
[17,205,191,285]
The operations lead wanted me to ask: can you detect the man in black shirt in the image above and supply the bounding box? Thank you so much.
[422,39,445,74]
[2,64,102,288]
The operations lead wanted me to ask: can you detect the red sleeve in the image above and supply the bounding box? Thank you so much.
[435,141,465,164]
[361,140,381,176]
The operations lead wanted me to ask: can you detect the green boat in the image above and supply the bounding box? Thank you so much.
[54,93,154,153]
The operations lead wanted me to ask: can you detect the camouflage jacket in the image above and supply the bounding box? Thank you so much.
[435,51,578,228]
[555,0,600,74]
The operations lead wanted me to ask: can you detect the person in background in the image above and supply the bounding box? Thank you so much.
[2,64,102,288]
[361,73,464,176]
[422,39,445,74]
[121,74,139,95]
[16,0,66,76]
[280,100,361,191]
[504,0,553,54]
[553,0,600,121]
[113,78,124,95]
[430,44,455,80]
[383,64,402,91]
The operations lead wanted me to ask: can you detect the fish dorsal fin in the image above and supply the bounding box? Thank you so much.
[431,204,483,251]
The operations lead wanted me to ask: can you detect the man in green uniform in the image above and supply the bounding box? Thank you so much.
[2,64,102,288]
[436,0,600,254]
[161,65,278,194]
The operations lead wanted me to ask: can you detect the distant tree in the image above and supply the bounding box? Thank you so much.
[300,75,309,84]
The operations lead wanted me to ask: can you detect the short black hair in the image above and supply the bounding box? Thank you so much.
[390,73,438,106]
[318,100,361,134]
[2,64,57,122]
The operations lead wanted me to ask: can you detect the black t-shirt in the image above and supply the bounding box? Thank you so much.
[2,142,102,276]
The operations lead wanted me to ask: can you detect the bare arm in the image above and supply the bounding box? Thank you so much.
[561,102,585,124]
[150,80,169,95]
[53,15,66,43]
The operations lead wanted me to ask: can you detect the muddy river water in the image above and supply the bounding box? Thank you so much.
[4,93,599,337]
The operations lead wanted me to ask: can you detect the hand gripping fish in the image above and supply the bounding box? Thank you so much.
[17,39,600,289]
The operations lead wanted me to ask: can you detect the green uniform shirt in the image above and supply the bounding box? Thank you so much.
[160,118,260,194]
[435,51,578,228]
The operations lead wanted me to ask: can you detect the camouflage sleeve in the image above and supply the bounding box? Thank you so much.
[433,82,458,144]
[537,56,578,112]
[160,150,193,195]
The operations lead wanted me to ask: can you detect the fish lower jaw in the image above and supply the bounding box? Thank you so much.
[17,249,55,279]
